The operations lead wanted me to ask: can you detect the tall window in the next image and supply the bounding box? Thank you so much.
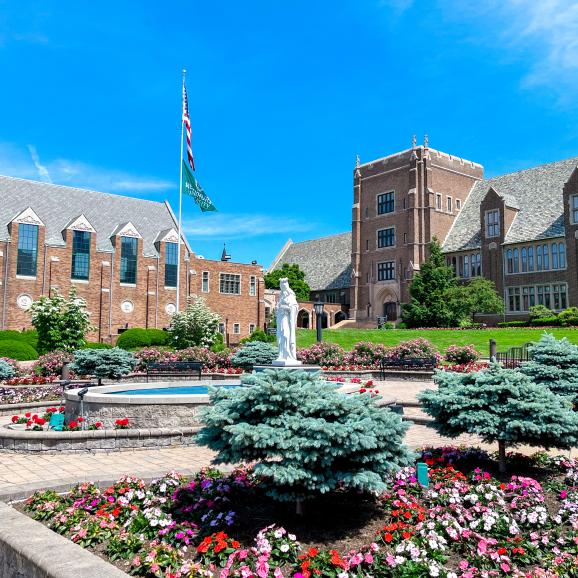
[16,224,39,276]
[377,192,394,214]
[377,261,395,281]
[506,249,513,274]
[513,248,519,273]
[551,243,559,270]
[249,275,257,296]
[521,248,527,272]
[220,273,240,294]
[456,199,461,211]
[572,195,578,223]
[233,323,240,334]
[528,246,534,271]
[120,236,138,284]
[543,244,550,270]
[463,255,470,278]
[164,242,178,287]
[71,230,91,280]
[559,243,566,269]
[436,194,442,210]
[447,197,452,212]
[537,244,543,271]
[485,209,500,238]
[377,227,395,248]
[202,271,209,292]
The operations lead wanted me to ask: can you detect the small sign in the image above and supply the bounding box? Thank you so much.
[49,414,65,431]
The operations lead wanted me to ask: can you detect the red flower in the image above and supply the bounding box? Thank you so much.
[307,547,318,557]
[25,412,31,418]
[36,418,46,426]
[11,416,18,423]
[497,547,507,556]
[77,416,85,422]
[384,533,393,543]
[95,422,103,428]
[69,421,78,429]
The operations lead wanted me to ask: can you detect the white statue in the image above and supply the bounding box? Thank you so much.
[272,278,302,366]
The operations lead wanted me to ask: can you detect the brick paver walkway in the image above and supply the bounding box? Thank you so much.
[1,378,574,500]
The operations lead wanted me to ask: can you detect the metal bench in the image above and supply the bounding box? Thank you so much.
[379,357,438,379]
[146,361,203,382]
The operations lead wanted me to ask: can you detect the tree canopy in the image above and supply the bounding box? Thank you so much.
[264,263,311,301]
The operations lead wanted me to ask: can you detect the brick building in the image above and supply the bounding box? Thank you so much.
[0,175,264,343]
[273,138,578,324]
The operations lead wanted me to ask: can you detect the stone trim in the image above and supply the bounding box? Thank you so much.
[0,501,129,577]
[0,425,201,453]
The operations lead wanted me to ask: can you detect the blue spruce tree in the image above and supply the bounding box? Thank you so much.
[419,363,578,473]
[197,369,413,507]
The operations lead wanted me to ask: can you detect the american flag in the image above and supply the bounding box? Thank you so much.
[182,83,195,171]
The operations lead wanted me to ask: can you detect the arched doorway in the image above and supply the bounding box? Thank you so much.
[383,301,397,321]
[335,311,347,324]
[297,309,310,329]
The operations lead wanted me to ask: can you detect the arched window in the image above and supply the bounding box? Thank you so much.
[521,247,527,272]
[559,243,566,269]
[513,248,519,273]
[543,244,550,270]
[552,243,558,269]
[506,249,513,274]
[537,244,543,271]
[528,246,534,271]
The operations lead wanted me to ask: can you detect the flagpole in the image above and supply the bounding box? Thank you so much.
[176,68,186,313]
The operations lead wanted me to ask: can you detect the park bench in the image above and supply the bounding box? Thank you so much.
[146,361,203,382]
[379,357,437,379]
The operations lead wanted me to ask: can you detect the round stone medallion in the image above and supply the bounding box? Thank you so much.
[165,303,176,315]
[16,294,33,310]
[121,300,134,314]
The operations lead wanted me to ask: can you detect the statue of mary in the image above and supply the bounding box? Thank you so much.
[272,278,302,366]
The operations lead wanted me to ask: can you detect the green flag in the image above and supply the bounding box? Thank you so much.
[181,160,217,212]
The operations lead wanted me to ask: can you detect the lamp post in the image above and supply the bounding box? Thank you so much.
[314,301,324,343]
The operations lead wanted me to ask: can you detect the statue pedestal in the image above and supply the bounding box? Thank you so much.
[253,364,322,374]
[271,359,302,367]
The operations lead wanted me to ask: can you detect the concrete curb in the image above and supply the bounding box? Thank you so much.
[0,501,129,577]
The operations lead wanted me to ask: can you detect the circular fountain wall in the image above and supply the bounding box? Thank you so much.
[64,381,240,428]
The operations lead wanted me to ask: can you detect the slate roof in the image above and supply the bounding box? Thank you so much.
[0,175,182,257]
[443,156,578,252]
[271,232,352,291]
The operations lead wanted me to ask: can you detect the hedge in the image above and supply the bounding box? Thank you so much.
[84,342,113,349]
[497,321,528,328]
[0,329,38,350]
[116,328,170,350]
[0,339,38,361]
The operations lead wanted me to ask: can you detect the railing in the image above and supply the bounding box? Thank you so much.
[490,340,532,368]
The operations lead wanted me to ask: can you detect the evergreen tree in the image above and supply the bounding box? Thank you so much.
[445,278,504,324]
[520,333,578,403]
[231,341,278,368]
[264,263,311,301]
[71,348,137,385]
[419,364,578,472]
[198,369,413,505]
[402,238,458,328]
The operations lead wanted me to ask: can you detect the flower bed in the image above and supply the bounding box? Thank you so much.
[0,384,62,405]
[20,448,578,576]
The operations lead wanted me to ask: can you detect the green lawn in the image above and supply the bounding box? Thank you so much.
[296,327,578,355]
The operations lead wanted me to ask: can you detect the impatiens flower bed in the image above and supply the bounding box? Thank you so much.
[0,384,63,404]
[19,449,578,577]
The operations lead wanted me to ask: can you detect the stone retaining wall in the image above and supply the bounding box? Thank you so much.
[0,426,200,453]
[0,402,55,417]
[0,501,129,577]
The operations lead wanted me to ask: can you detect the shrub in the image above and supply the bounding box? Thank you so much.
[387,338,440,362]
[296,342,345,367]
[198,369,413,503]
[0,330,38,350]
[33,351,74,377]
[210,331,225,352]
[344,341,390,367]
[0,340,38,361]
[529,304,555,320]
[240,329,276,344]
[30,288,91,354]
[231,342,277,368]
[558,307,578,326]
[530,316,560,327]
[444,344,479,365]
[133,348,178,371]
[70,348,137,384]
[83,342,113,349]
[0,359,15,381]
[497,321,528,328]
[116,328,170,350]
[521,333,578,403]
[420,363,578,472]
[378,321,395,330]
[168,296,221,349]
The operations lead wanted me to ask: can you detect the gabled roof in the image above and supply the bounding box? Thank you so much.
[271,232,352,291]
[0,175,184,257]
[443,156,578,252]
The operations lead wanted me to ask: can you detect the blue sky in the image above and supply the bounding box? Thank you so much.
[1,0,578,267]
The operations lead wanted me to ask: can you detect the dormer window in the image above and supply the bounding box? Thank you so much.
[165,242,178,287]
[485,209,500,238]
[120,236,138,284]
[71,230,91,280]
[17,224,39,277]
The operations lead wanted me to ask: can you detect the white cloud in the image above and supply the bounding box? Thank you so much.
[0,142,173,195]
[183,213,316,240]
